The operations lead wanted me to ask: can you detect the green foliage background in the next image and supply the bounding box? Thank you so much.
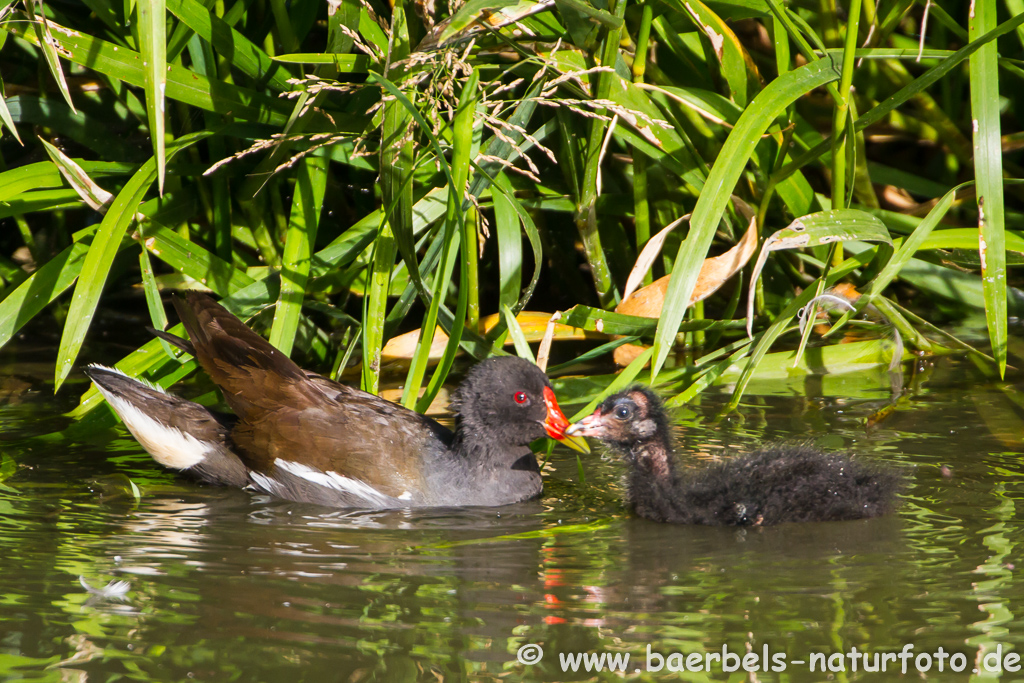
[0,0,1020,416]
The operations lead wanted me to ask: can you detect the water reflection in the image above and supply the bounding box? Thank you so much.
[1,355,1024,680]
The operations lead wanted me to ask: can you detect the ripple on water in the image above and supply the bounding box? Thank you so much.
[1,356,1023,680]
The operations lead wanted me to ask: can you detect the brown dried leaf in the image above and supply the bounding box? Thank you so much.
[613,216,758,365]
[381,311,592,363]
[621,213,690,302]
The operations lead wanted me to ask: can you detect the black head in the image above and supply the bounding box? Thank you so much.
[450,356,571,447]
[566,387,670,451]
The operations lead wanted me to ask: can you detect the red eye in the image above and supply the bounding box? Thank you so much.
[513,391,529,405]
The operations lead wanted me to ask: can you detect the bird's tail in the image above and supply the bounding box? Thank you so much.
[169,292,317,420]
[85,364,249,487]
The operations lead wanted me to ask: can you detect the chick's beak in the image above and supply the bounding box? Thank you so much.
[542,387,590,453]
[565,410,607,439]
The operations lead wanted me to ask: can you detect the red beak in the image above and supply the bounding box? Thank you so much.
[542,386,570,439]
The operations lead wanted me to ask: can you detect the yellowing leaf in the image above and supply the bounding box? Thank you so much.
[613,216,758,365]
[381,311,594,363]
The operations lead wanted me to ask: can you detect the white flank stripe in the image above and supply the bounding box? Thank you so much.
[275,459,392,505]
[249,471,280,496]
[95,388,209,470]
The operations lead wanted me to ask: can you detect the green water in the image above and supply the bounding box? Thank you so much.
[1,348,1023,682]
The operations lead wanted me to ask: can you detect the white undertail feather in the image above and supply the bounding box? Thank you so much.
[87,364,167,394]
[90,366,211,470]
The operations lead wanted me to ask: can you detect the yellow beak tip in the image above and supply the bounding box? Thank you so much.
[562,434,591,454]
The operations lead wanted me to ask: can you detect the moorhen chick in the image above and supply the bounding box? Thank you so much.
[85,293,584,508]
[567,387,902,525]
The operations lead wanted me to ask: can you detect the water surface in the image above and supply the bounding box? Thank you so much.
[1,349,1022,682]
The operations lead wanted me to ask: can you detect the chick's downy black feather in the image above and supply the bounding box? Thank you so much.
[569,387,903,526]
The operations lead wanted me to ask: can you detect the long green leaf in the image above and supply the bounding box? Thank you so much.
[0,161,68,203]
[26,0,75,113]
[138,247,176,358]
[575,0,627,308]
[501,304,535,363]
[273,53,370,72]
[652,55,844,380]
[269,151,327,355]
[6,12,302,128]
[0,72,21,144]
[141,222,256,295]
[54,132,210,390]
[363,5,413,395]
[167,0,294,91]
[39,138,114,211]
[416,69,480,414]
[493,172,522,310]
[138,0,167,194]
[0,241,99,351]
[969,0,1007,377]
[561,304,744,336]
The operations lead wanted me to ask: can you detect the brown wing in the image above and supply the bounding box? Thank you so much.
[231,394,451,498]
[174,293,453,497]
[173,293,318,419]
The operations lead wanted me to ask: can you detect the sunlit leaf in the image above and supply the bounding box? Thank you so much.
[746,209,892,337]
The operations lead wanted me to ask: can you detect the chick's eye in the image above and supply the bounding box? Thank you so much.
[614,404,632,420]
[513,391,530,405]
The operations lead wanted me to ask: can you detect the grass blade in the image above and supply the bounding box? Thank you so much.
[651,56,844,381]
[39,137,114,211]
[501,304,535,363]
[54,132,210,390]
[575,0,627,308]
[493,172,522,311]
[138,247,176,359]
[6,12,302,127]
[272,53,370,72]
[969,0,1007,377]
[363,5,413,395]
[415,69,480,414]
[138,0,167,194]
[141,221,255,295]
[26,0,75,114]
[269,151,327,356]
[0,74,22,144]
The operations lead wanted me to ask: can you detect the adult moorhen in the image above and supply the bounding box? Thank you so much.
[85,293,584,508]
[567,387,902,525]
